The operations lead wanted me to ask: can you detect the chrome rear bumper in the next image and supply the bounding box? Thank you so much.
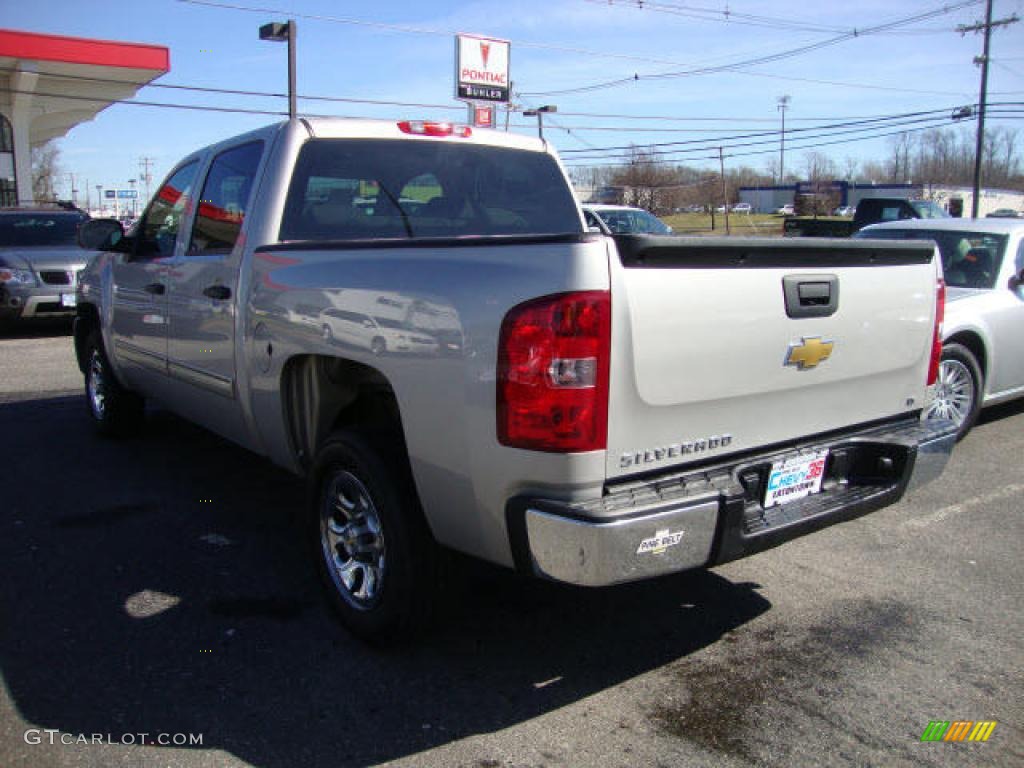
[510,416,957,587]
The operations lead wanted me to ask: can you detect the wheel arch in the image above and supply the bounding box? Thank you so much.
[73,303,101,374]
[944,330,988,390]
[279,354,409,473]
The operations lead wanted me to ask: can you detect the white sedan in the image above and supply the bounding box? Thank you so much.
[857,218,1024,439]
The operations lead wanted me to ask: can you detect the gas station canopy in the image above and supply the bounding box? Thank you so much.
[0,28,170,205]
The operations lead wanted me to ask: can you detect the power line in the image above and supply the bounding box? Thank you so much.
[0,65,463,113]
[563,112,1022,168]
[587,0,971,36]
[522,1,983,96]
[563,110,1023,167]
[173,0,737,70]
[559,106,978,155]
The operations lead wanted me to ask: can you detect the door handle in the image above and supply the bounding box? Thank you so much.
[143,282,166,295]
[203,285,232,301]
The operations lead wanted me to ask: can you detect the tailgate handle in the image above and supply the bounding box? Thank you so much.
[783,274,839,318]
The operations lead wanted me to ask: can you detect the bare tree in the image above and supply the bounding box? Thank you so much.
[610,146,679,213]
[842,156,859,181]
[31,141,61,202]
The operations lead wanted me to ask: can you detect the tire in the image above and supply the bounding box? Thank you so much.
[308,429,439,643]
[370,336,386,356]
[83,330,144,436]
[926,343,983,441]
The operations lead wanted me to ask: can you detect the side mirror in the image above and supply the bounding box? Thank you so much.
[78,218,126,251]
[1010,268,1024,292]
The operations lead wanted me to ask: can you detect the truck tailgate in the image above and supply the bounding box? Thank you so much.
[606,235,939,479]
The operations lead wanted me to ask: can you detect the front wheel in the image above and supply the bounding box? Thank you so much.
[309,430,438,642]
[83,331,144,436]
[926,343,982,441]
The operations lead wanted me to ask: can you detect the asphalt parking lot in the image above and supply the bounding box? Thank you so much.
[0,324,1021,768]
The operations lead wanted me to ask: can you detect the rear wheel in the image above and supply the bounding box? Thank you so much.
[309,429,439,642]
[83,331,144,436]
[926,343,982,441]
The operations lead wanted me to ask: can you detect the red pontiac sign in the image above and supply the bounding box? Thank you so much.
[455,34,510,103]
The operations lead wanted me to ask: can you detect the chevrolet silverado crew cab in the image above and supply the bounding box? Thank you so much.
[74,118,957,641]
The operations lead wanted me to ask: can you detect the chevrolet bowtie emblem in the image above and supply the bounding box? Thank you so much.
[785,336,834,370]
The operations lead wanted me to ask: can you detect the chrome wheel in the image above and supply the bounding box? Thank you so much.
[87,350,107,420]
[927,358,974,427]
[320,470,386,608]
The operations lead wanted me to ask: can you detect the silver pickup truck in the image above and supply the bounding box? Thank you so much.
[74,118,957,640]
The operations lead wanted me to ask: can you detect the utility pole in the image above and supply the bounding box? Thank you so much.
[777,95,790,184]
[139,157,154,204]
[719,147,730,236]
[958,1,1019,217]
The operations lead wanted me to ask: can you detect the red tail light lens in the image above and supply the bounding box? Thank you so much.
[927,278,945,386]
[397,120,472,138]
[497,291,611,452]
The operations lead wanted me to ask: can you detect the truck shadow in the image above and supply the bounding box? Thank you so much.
[0,395,770,768]
[0,318,73,339]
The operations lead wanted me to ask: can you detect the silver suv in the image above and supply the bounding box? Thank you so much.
[0,207,90,327]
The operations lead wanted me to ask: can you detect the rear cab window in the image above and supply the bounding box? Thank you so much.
[279,139,582,241]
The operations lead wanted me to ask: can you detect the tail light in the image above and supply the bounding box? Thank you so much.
[398,120,472,138]
[927,278,945,386]
[497,291,611,452]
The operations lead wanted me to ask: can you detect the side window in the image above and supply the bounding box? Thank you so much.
[139,161,200,257]
[189,141,263,255]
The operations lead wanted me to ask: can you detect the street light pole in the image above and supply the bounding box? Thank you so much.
[260,20,297,119]
[523,105,556,140]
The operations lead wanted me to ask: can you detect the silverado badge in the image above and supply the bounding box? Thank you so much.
[785,336,834,370]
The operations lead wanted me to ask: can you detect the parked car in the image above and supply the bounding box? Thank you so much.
[0,207,91,327]
[986,208,1020,219]
[776,204,795,215]
[833,205,856,217]
[582,204,673,234]
[731,203,753,214]
[856,218,1024,439]
[320,308,438,356]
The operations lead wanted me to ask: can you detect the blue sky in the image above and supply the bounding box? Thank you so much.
[6,0,1024,202]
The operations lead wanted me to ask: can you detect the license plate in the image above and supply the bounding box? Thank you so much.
[60,294,77,308]
[764,450,829,509]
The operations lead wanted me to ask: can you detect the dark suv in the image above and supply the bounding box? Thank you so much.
[0,207,90,326]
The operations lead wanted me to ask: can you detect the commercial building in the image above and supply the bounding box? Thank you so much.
[738,180,1024,217]
[0,27,169,206]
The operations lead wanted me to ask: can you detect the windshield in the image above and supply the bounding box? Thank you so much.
[855,228,1007,289]
[0,212,86,247]
[591,208,671,235]
[280,139,581,241]
[909,201,950,219]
